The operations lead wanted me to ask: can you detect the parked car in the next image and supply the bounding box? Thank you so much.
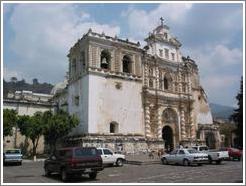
[192,145,229,164]
[3,149,22,166]
[161,148,208,166]
[219,147,242,161]
[44,147,103,182]
[97,148,126,167]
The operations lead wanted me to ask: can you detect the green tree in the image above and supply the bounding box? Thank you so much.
[43,110,79,152]
[3,109,17,137]
[17,112,45,160]
[230,77,243,148]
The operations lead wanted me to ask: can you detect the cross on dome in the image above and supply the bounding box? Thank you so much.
[160,17,164,26]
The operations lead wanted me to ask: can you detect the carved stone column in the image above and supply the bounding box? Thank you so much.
[144,64,148,87]
[145,104,151,138]
[156,67,159,89]
[180,105,186,140]
[188,73,192,94]
[178,71,182,93]
[157,107,163,139]
[190,112,196,139]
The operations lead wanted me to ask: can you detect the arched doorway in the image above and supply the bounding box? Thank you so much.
[205,131,216,149]
[162,126,174,152]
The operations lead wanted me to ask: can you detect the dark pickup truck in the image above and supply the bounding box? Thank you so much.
[44,147,103,181]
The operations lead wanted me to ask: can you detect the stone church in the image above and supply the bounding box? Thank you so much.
[53,19,221,153]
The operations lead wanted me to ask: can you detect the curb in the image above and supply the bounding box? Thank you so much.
[126,160,160,165]
[23,159,45,163]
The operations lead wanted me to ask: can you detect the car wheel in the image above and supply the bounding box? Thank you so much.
[61,168,68,182]
[208,156,212,164]
[197,163,202,166]
[183,159,190,166]
[162,158,168,165]
[19,162,22,166]
[216,160,221,165]
[238,157,241,161]
[116,159,123,167]
[44,166,51,177]
[89,172,97,179]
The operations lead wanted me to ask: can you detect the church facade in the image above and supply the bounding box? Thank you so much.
[54,19,221,153]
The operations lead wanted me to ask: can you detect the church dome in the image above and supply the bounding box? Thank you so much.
[50,79,68,95]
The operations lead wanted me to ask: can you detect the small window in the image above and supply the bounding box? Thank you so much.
[75,96,79,106]
[164,33,168,39]
[103,149,113,155]
[110,122,119,133]
[159,49,163,57]
[164,48,169,59]
[171,53,175,61]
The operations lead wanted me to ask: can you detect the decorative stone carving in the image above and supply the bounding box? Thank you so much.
[145,105,151,138]
[157,108,163,139]
[180,106,186,139]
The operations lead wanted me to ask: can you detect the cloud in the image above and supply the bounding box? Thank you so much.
[5,4,120,83]
[201,74,240,107]
[3,67,23,81]
[122,3,193,40]
[183,44,243,76]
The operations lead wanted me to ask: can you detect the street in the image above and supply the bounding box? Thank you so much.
[3,160,243,183]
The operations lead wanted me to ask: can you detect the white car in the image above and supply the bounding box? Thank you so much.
[161,148,208,166]
[97,148,125,167]
[192,145,229,164]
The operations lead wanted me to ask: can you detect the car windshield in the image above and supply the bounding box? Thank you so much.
[75,148,98,157]
[200,147,208,151]
[187,149,198,154]
[5,150,21,154]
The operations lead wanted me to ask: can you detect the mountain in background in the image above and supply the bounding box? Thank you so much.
[3,78,54,98]
[209,103,235,120]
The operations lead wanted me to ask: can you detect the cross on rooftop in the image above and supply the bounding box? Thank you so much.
[160,17,164,26]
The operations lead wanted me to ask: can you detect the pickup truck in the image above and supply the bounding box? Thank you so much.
[3,149,22,166]
[97,148,126,167]
[192,145,229,164]
[44,147,104,181]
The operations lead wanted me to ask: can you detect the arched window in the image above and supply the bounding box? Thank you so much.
[149,67,153,76]
[100,50,111,69]
[122,55,132,73]
[164,77,168,90]
[149,79,154,88]
[163,74,172,91]
[110,122,119,133]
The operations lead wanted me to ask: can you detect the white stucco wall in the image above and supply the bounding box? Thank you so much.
[68,75,89,135]
[192,90,213,126]
[148,42,182,62]
[88,74,144,135]
[4,102,52,116]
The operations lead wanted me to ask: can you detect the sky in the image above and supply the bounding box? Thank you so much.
[2,2,244,107]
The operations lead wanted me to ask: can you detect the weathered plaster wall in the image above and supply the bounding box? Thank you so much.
[68,75,89,135]
[88,74,144,135]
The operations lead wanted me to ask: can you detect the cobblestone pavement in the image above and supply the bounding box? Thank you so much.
[3,160,243,183]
